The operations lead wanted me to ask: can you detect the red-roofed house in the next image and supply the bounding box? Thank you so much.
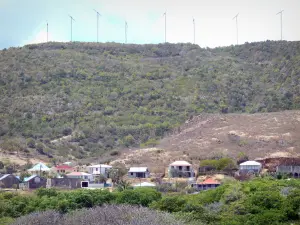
[191,178,221,191]
[52,165,75,174]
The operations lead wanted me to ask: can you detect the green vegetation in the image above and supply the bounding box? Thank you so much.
[0,178,300,224]
[1,41,300,159]
[200,157,236,171]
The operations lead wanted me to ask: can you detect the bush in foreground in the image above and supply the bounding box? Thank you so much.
[11,204,184,225]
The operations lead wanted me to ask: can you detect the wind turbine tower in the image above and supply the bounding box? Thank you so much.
[47,22,48,42]
[125,21,128,43]
[276,10,284,40]
[232,13,239,45]
[94,9,101,42]
[69,15,75,42]
[163,12,166,43]
[193,18,195,44]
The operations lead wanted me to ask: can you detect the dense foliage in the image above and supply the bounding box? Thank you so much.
[11,205,184,225]
[1,41,300,158]
[0,178,300,224]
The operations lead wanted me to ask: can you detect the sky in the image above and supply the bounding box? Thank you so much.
[0,0,299,49]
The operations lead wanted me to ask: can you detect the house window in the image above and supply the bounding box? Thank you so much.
[179,166,182,170]
[131,172,133,176]
[96,168,98,171]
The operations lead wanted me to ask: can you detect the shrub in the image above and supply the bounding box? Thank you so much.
[116,188,161,207]
[11,205,184,225]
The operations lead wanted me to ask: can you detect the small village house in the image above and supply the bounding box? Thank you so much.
[46,178,82,189]
[191,178,221,191]
[87,164,112,177]
[276,165,300,178]
[66,172,94,182]
[128,167,150,178]
[28,162,51,175]
[0,174,20,189]
[239,161,262,174]
[168,161,194,178]
[20,175,47,189]
[52,164,75,174]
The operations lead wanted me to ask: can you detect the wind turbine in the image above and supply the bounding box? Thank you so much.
[47,21,48,42]
[193,18,195,44]
[125,21,128,43]
[69,15,75,42]
[163,12,166,43]
[94,9,101,42]
[276,10,284,40]
[232,13,239,45]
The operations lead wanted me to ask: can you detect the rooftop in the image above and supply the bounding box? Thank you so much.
[0,174,11,181]
[128,167,148,173]
[54,165,73,170]
[198,178,220,185]
[169,161,192,166]
[87,164,112,168]
[66,172,91,176]
[240,161,262,166]
[28,162,50,172]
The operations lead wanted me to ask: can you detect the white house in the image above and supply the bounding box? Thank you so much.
[128,167,150,178]
[239,161,262,173]
[168,161,194,178]
[66,172,94,182]
[87,164,112,177]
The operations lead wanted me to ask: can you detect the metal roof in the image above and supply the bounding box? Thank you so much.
[239,161,261,166]
[28,162,50,171]
[66,172,91,176]
[24,175,38,182]
[128,167,148,173]
[87,164,112,168]
[0,174,11,181]
[169,161,192,166]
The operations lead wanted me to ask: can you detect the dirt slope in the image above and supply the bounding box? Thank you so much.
[112,111,300,173]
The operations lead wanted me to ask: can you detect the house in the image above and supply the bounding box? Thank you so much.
[276,165,300,178]
[87,164,112,177]
[66,172,94,182]
[128,167,150,178]
[28,162,51,175]
[20,175,47,189]
[191,178,221,191]
[239,161,262,174]
[52,165,75,174]
[168,161,194,178]
[0,174,20,189]
[46,178,82,189]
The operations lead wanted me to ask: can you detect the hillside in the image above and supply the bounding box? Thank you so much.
[0,41,300,161]
[111,111,300,172]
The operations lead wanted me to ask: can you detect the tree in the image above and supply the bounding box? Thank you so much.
[95,174,107,184]
[26,138,36,148]
[0,161,4,169]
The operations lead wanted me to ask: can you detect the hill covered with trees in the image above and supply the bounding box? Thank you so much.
[0,41,300,160]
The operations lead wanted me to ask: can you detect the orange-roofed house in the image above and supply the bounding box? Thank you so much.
[191,178,221,191]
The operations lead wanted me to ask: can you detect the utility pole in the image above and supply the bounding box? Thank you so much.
[94,9,101,42]
[163,12,166,43]
[276,10,284,40]
[69,15,75,42]
[233,13,239,45]
[193,18,195,44]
